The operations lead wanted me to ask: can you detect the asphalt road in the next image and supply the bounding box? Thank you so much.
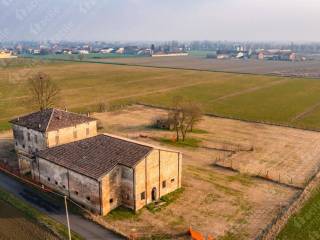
[0,171,125,240]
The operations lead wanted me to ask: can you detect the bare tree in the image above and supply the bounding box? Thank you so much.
[28,72,60,111]
[170,97,203,141]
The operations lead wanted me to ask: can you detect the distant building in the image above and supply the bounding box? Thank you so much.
[151,52,189,57]
[258,50,296,61]
[0,51,17,59]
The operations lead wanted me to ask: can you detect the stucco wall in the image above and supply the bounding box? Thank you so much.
[46,121,97,148]
[12,125,46,155]
[37,157,101,213]
[134,149,181,211]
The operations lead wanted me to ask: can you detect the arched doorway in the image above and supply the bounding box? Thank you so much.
[151,187,157,201]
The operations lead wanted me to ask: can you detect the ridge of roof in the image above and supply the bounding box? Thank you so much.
[102,133,181,154]
[36,134,154,180]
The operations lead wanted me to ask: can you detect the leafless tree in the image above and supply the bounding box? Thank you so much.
[28,72,60,111]
[170,97,203,141]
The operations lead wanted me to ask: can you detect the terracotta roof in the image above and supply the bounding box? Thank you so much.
[36,134,153,180]
[9,108,96,132]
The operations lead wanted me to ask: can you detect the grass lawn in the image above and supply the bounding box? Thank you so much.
[2,59,320,132]
[277,188,320,240]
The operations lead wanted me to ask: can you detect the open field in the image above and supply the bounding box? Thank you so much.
[91,105,320,239]
[87,55,320,77]
[0,199,58,240]
[4,60,320,132]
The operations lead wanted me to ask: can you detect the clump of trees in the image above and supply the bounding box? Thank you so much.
[170,96,203,141]
[28,72,60,111]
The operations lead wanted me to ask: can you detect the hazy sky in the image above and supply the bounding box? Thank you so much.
[0,0,319,42]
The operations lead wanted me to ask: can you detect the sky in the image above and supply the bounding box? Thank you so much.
[0,0,319,42]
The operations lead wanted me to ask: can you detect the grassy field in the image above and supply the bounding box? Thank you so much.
[3,59,320,131]
[277,188,320,240]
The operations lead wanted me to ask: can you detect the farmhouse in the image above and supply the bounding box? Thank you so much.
[10,109,182,215]
[10,108,97,175]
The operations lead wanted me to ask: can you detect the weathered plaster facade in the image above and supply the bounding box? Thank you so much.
[36,147,181,215]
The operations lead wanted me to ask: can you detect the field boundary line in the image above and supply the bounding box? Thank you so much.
[20,56,320,80]
[136,103,320,134]
[291,101,320,122]
[255,165,320,240]
[212,79,288,102]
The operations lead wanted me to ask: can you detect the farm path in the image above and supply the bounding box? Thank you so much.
[212,79,288,102]
[290,100,320,122]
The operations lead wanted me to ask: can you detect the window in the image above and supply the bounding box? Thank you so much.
[55,181,58,185]
[86,196,91,201]
[35,135,38,144]
[27,132,31,141]
[47,177,50,182]
[15,142,18,146]
[162,180,166,188]
[109,198,113,203]
[22,144,25,149]
[63,185,66,189]
[73,130,77,139]
[171,178,175,183]
[140,192,145,200]
[86,128,89,136]
[126,194,130,200]
[75,191,79,195]
[55,135,59,145]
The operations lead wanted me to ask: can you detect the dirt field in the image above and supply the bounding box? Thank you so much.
[0,200,58,240]
[92,105,318,239]
[90,56,320,77]
[2,105,320,239]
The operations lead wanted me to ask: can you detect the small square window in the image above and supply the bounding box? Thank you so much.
[63,185,66,189]
[22,145,25,149]
[171,178,175,183]
[162,180,166,188]
[55,181,58,185]
[47,177,50,182]
[109,198,113,203]
[141,192,145,200]
[86,196,91,201]
[75,191,79,195]
[126,194,130,200]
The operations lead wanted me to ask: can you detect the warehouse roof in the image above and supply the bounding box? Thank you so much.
[10,108,96,132]
[36,134,153,180]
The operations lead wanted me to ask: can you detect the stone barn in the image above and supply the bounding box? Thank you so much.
[10,108,97,175]
[35,134,182,215]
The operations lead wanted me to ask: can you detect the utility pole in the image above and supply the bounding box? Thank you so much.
[64,195,72,240]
